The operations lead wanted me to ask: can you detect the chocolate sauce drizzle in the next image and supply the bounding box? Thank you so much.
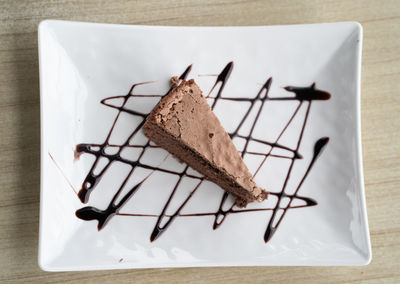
[73,62,331,243]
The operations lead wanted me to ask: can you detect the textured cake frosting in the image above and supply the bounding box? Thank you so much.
[143,78,267,206]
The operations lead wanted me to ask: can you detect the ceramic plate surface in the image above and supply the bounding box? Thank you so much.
[38,20,371,271]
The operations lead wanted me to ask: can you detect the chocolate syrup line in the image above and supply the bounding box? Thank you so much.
[268,191,317,204]
[116,203,316,218]
[208,62,233,109]
[252,102,302,178]
[263,101,313,242]
[48,153,78,195]
[74,62,330,244]
[264,136,329,242]
[240,78,272,157]
[150,169,204,242]
[104,94,164,99]
[179,65,193,82]
[213,191,232,228]
[219,83,330,102]
[76,143,160,150]
[243,152,293,159]
[110,141,152,205]
[235,134,300,158]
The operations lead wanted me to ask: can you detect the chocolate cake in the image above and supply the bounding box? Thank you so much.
[143,78,267,206]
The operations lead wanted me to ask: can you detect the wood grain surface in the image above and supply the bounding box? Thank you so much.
[1,0,399,283]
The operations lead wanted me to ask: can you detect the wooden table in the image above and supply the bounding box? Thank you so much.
[1,0,399,283]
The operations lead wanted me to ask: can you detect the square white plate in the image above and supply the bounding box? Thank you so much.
[38,20,371,271]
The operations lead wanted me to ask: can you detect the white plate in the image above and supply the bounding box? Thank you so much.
[38,20,371,271]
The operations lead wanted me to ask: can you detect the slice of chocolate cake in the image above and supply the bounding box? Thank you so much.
[143,78,267,206]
